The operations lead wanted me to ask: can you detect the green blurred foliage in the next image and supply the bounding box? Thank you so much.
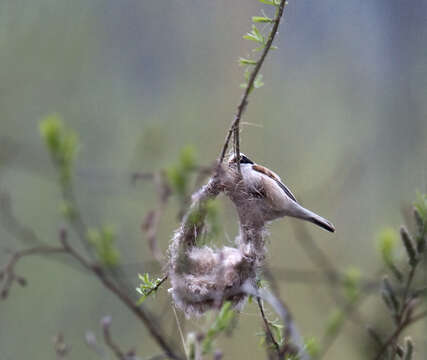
[202,302,236,355]
[166,145,197,200]
[377,228,398,266]
[40,114,78,186]
[87,226,120,267]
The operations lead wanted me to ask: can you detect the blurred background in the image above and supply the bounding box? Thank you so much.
[1,0,427,359]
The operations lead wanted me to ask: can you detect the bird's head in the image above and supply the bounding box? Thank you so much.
[228,153,254,166]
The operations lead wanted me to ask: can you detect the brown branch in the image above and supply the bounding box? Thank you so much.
[101,316,127,360]
[57,233,182,360]
[0,220,182,360]
[52,332,71,359]
[0,192,44,247]
[0,245,66,299]
[219,0,289,169]
[141,172,171,263]
[243,278,304,360]
[373,309,427,360]
[374,261,421,360]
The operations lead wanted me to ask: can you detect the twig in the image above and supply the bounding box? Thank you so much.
[373,309,427,360]
[143,275,169,299]
[373,222,425,360]
[242,281,308,360]
[257,297,281,356]
[0,220,182,360]
[52,332,70,359]
[0,192,44,247]
[0,245,66,298]
[141,172,171,263]
[219,0,289,170]
[58,233,183,360]
[101,316,127,360]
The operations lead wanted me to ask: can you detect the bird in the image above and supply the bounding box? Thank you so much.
[228,153,335,232]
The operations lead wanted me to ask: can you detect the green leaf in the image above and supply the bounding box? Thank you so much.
[243,25,265,44]
[239,58,257,66]
[136,273,164,304]
[252,25,264,42]
[252,16,273,23]
[254,74,264,88]
[258,0,275,5]
[243,34,261,43]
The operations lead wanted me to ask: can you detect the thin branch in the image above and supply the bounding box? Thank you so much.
[58,234,183,360]
[0,192,45,247]
[142,275,169,299]
[377,261,421,360]
[101,316,127,360]
[219,0,289,169]
[52,332,71,359]
[0,220,182,360]
[257,297,281,356]
[242,281,307,360]
[0,245,66,298]
[373,309,427,360]
[141,172,171,263]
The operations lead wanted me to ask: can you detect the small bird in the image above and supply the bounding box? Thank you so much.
[229,153,335,232]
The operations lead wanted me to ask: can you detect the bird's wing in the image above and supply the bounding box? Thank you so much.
[252,164,297,202]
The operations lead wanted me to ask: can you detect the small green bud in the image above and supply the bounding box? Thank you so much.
[377,228,397,265]
[404,337,414,360]
[400,226,418,267]
[414,193,427,221]
[186,333,196,360]
[343,267,361,302]
[381,276,399,314]
[39,114,78,186]
[413,207,426,253]
[413,207,424,234]
[39,114,63,154]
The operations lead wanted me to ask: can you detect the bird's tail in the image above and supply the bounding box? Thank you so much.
[287,203,335,233]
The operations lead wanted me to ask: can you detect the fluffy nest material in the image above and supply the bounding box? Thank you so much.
[168,163,269,316]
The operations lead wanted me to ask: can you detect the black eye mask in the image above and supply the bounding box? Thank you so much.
[239,155,254,164]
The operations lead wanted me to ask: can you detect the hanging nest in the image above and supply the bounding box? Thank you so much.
[168,163,269,316]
